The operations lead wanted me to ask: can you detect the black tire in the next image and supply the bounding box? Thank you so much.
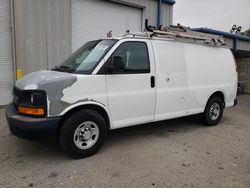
[200,96,224,126]
[60,109,107,159]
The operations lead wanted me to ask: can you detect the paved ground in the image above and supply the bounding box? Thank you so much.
[0,95,250,188]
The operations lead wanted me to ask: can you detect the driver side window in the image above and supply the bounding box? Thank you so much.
[100,41,150,74]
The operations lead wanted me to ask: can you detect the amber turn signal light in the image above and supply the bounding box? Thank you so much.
[18,106,45,116]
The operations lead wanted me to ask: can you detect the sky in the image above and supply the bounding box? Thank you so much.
[173,0,250,32]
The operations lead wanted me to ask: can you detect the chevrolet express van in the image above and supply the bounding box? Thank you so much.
[6,33,237,158]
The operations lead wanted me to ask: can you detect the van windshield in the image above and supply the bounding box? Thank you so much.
[52,39,117,74]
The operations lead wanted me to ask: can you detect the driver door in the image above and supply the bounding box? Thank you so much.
[101,40,156,129]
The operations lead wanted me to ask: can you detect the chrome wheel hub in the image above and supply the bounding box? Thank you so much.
[79,127,92,140]
[74,121,99,150]
[209,103,220,121]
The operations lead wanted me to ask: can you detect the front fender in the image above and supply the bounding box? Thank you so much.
[57,101,113,129]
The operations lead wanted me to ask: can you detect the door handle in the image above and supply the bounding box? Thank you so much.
[151,76,155,88]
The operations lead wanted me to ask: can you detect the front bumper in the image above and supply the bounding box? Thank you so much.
[6,104,61,140]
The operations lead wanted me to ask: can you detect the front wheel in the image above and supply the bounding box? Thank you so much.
[60,109,107,158]
[200,96,224,126]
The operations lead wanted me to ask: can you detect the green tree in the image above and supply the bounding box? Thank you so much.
[244,29,250,36]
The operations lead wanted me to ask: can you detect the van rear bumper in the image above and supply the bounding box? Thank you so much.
[6,104,61,140]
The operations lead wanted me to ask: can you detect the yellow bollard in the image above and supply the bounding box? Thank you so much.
[16,69,23,80]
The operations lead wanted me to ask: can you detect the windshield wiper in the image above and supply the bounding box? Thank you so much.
[51,66,73,73]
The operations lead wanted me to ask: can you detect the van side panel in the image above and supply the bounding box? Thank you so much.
[152,41,194,121]
[185,44,237,110]
[152,40,237,122]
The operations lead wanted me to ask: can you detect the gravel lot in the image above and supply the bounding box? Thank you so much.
[0,95,250,188]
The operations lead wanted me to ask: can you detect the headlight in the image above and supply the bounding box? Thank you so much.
[30,92,46,106]
[13,88,47,117]
[31,93,34,104]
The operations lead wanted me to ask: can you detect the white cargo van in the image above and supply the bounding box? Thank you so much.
[6,31,237,158]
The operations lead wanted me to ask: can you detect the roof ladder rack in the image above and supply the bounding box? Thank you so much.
[152,29,226,46]
[125,20,226,47]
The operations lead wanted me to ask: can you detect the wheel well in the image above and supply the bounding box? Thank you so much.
[208,91,225,106]
[57,104,110,137]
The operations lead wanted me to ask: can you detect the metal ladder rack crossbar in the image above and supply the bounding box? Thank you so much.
[124,29,226,47]
[152,30,225,46]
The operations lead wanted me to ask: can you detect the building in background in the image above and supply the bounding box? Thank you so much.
[0,0,175,105]
[1,0,250,106]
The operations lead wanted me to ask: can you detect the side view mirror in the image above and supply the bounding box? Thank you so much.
[107,56,124,73]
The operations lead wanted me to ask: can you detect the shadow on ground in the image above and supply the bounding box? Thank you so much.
[1,112,204,160]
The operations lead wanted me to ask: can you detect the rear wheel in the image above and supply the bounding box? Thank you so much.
[200,96,224,126]
[60,109,107,158]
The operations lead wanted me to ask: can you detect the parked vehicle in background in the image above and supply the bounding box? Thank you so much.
[6,31,238,158]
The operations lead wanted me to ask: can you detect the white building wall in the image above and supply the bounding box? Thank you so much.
[111,0,173,26]
[72,0,143,51]
[13,0,174,76]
